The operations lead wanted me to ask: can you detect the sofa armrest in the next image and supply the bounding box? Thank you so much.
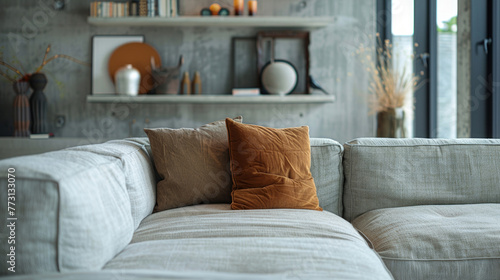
[0,138,156,276]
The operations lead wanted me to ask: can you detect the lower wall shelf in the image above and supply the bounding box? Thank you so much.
[86,94,336,104]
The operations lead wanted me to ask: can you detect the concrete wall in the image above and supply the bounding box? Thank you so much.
[0,0,376,144]
[457,0,471,138]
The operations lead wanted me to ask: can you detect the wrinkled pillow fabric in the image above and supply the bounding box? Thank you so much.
[225,118,322,211]
[145,117,242,212]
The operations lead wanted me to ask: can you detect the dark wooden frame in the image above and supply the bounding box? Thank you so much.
[231,37,259,89]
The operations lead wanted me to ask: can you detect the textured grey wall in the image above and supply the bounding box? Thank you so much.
[0,0,375,144]
[457,0,470,138]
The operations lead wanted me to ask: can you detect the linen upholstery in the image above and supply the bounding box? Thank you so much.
[104,204,393,280]
[0,149,135,275]
[144,117,242,212]
[309,138,343,215]
[343,137,500,221]
[68,138,156,229]
[353,204,500,280]
[6,269,309,280]
[225,118,321,210]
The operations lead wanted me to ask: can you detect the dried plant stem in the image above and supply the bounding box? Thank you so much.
[0,70,15,82]
[358,34,420,114]
[0,61,23,77]
[35,54,90,73]
[39,44,52,71]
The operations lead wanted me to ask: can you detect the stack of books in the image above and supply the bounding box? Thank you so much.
[90,0,178,18]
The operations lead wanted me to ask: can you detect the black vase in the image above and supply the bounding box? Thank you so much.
[29,73,48,134]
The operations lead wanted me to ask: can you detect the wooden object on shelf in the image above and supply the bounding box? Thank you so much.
[180,72,191,95]
[192,71,202,94]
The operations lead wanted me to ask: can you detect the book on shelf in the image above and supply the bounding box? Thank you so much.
[90,0,178,18]
[232,88,261,96]
[158,0,170,17]
[30,133,55,139]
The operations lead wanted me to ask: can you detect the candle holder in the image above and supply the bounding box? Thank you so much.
[234,0,243,15]
[248,0,257,16]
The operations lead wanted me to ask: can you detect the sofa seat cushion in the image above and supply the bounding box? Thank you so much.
[104,204,392,279]
[352,204,500,280]
[5,269,324,280]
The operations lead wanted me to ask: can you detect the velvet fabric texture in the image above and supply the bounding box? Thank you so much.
[145,117,242,212]
[225,118,322,211]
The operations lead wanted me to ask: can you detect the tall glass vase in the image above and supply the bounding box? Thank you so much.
[29,73,48,134]
[13,80,31,137]
[376,107,406,138]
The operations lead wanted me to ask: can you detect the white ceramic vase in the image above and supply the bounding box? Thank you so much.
[115,64,140,96]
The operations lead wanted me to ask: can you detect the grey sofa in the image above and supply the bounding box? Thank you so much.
[0,137,499,279]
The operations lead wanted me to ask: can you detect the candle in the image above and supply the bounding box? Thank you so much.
[248,0,257,16]
[234,0,244,15]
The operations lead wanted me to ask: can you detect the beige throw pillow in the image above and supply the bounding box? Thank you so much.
[145,117,242,212]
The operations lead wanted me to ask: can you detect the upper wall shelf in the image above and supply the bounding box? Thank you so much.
[86,94,335,104]
[87,16,334,29]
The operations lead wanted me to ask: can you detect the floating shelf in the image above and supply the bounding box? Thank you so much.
[87,16,334,29]
[86,94,335,104]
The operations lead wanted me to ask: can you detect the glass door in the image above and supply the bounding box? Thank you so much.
[391,0,415,138]
[436,0,458,138]
[380,0,497,138]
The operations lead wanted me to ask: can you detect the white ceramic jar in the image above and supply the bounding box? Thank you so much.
[115,64,140,96]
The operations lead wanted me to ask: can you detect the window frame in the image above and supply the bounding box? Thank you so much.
[378,0,499,138]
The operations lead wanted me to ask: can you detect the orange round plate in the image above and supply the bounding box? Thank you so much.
[108,42,161,94]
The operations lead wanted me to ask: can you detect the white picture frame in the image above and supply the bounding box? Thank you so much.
[91,35,144,95]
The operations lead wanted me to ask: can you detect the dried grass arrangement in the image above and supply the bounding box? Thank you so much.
[0,44,88,83]
[356,34,423,114]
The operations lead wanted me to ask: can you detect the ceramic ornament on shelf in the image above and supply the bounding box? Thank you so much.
[260,39,298,96]
[29,73,48,134]
[114,64,141,96]
[108,42,161,94]
[151,56,184,95]
[13,80,31,137]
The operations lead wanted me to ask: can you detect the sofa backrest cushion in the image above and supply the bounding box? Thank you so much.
[135,135,345,215]
[343,137,500,221]
[141,137,344,215]
[310,138,344,215]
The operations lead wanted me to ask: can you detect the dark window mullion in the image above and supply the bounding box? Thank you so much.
[414,0,438,138]
[492,0,500,138]
[470,0,492,138]
[377,0,392,43]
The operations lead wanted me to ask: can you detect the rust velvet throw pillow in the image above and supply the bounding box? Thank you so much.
[225,118,322,211]
[145,117,242,212]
